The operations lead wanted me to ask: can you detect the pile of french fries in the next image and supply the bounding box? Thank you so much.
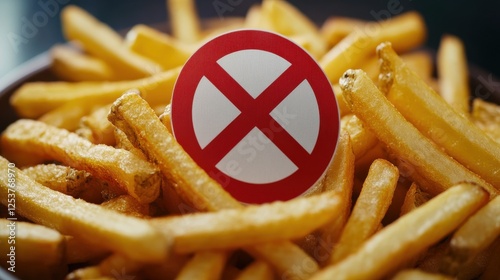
[1,0,500,279]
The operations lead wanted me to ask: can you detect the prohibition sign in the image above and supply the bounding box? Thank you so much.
[171,30,340,204]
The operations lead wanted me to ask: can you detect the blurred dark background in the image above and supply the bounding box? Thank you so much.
[1,0,499,80]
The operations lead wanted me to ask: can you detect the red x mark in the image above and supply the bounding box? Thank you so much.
[202,62,310,170]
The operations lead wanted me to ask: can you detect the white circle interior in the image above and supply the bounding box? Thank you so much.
[192,49,320,184]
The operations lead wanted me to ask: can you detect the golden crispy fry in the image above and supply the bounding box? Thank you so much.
[38,98,99,131]
[340,69,497,196]
[316,133,355,264]
[331,159,399,263]
[10,68,180,118]
[176,251,228,280]
[51,44,115,82]
[98,253,144,278]
[159,103,173,133]
[0,157,168,262]
[234,261,274,280]
[2,119,160,203]
[437,35,470,114]
[62,5,162,79]
[400,183,430,216]
[378,42,500,190]
[444,196,500,273]
[22,163,90,196]
[361,51,433,82]
[114,128,147,160]
[320,12,426,84]
[472,98,500,144]
[101,195,150,218]
[201,17,246,41]
[343,114,379,158]
[151,192,341,254]
[391,269,452,280]
[78,104,115,145]
[0,219,64,268]
[167,0,201,44]
[321,17,366,47]
[109,92,320,278]
[332,84,351,117]
[310,183,489,280]
[126,24,192,70]
[65,236,109,264]
[260,0,327,58]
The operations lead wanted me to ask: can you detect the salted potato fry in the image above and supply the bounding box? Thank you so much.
[332,84,351,117]
[62,5,162,79]
[320,11,426,84]
[437,35,470,114]
[340,69,497,196]
[321,17,366,47]
[101,195,150,218]
[0,219,64,267]
[109,92,320,278]
[361,51,433,82]
[234,261,274,280]
[167,0,201,44]
[331,159,399,263]
[1,119,160,203]
[379,42,500,190]
[472,98,500,144]
[0,157,168,262]
[151,192,341,253]
[38,98,99,131]
[343,114,378,158]
[176,251,228,280]
[126,24,192,70]
[444,196,500,272]
[65,236,109,264]
[391,269,452,280]
[261,0,326,58]
[78,104,115,146]
[400,183,430,216]
[310,183,488,280]
[51,44,115,82]
[10,68,180,118]
[22,163,89,196]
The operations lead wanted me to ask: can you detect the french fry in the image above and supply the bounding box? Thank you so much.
[64,266,103,280]
[234,261,274,280]
[437,35,470,114]
[22,163,90,197]
[167,0,201,44]
[378,42,500,190]
[10,68,180,118]
[38,98,99,131]
[201,17,246,41]
[471,98,500,144]
[0,156,168,262]
[114,128,147,159]
[316,133,355,264]
[78,104,115,146]
[126,24,192,70]
[62,5,162,79]
[260,0,327,59]
[51,44,115,82]
[109,92,321,278]
[331,159,399,263]
[101,195,151,218]
[400,183,430,216]
[391,269,452,280]
[98,253,144,278]
[310,183,489,280]
[340,69,497,196]
[343,114,379,158]
[320,11,426,84]
[65,236,109,264]
[360,51,433,82]
[175,251,228,280]
[321,17,366,47]
[1,119,161,203]
[332,84,351,117]
[0,219,64,267]
[151,191,341,254]
[443,196,500,273]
